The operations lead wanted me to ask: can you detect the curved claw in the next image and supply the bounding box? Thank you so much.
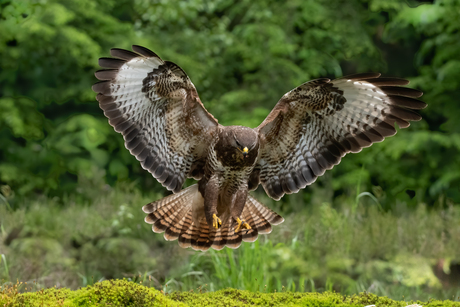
[235,217,251,233]
[212,214,222,229]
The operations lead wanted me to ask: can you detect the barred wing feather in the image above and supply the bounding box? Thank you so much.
[256,73,426,200]
[92,46,219,193]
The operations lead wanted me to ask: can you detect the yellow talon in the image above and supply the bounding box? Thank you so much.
[212,214,222,229]
[235,217,251,233]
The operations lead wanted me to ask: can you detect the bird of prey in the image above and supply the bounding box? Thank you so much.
[92,45,426,251]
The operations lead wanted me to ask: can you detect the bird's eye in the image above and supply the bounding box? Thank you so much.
[235,140,241,147]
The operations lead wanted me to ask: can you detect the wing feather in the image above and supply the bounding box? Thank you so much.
[92,46,219,192]
[256,74,426,200]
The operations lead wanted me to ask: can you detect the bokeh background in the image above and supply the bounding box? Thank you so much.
[1,0,460,301]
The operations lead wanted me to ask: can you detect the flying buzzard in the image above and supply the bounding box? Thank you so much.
[92,45,426,251]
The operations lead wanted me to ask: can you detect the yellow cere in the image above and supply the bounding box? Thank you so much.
[243,147,248,153]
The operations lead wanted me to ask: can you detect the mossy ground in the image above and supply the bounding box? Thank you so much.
[1,280,459,307]
[0,279,185,307]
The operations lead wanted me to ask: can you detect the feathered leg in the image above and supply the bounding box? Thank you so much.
[202,174,222,229]
[231,188,251,233]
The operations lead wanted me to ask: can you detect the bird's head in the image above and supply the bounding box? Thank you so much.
[232,127,258,159]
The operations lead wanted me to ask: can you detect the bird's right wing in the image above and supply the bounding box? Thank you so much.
[92,45,219,193]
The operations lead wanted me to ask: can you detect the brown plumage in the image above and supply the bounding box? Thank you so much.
[92,46,426,251]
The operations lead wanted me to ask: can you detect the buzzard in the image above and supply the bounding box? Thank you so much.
[92,45,426,251]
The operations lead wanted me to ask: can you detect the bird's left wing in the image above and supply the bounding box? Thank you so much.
[92,46,219,193]
[255,73,426,200]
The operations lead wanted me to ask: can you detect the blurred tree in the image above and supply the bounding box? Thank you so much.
[364,0,460,202]
[0,0,145,196]
[0,0,457,206]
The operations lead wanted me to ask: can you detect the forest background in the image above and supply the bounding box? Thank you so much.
[1,0,460,302]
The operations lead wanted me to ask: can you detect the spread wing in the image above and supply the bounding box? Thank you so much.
[255,73,426,200]
[92,45,219,193]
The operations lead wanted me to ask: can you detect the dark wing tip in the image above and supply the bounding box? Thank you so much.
[98,57,126,69]
[132,45,159,58]
[92,80,111,94]
[365,77,410,86]
[380,86,423,98]
[110,48,140,60]
[266,182,285,201]
[94,69,118,81]
[341,72,381,80]
[388,106,423,121]
[388,95,427,110]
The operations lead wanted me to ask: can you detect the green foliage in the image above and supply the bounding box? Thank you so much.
[0,0,458,204]
[0,0,144,197]
[380,0,460,201]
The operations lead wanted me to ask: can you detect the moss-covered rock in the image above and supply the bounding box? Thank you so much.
[71,279,185,306]
[0,279,185,307]
[1,280,459,306]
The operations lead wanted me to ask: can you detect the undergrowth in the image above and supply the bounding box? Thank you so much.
[1,186,460,302]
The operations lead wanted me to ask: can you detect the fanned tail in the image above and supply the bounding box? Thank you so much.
[143,184,284,251]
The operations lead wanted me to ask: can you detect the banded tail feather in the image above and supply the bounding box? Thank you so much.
[142,184,283,251]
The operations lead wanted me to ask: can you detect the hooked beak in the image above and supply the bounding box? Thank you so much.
[242,147,248,158]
